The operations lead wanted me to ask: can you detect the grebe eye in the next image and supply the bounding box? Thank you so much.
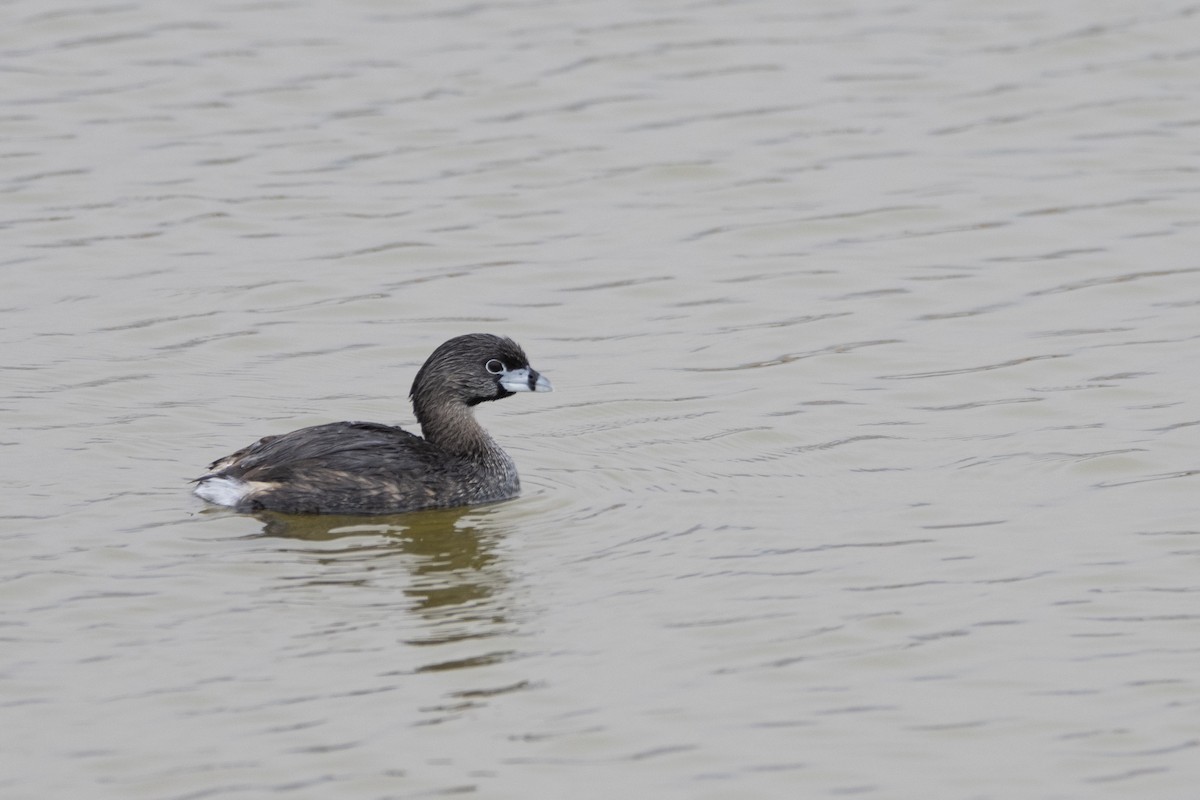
[486,359,505,374]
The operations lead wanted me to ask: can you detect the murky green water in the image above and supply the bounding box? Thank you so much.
[3,1,1199,798]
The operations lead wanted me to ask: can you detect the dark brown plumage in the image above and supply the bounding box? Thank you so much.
[193,334,551,514]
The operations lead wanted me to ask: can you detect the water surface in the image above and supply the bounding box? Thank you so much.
[2,1,1199,798]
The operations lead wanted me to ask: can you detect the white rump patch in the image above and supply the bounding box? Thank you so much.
[194,476,251,507]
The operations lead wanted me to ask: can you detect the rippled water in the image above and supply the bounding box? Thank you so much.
[3,1,1199,797]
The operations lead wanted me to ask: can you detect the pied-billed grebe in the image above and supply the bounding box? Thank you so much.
[193,333,552,515]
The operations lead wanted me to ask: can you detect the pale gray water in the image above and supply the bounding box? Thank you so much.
[2,1,1199,798]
